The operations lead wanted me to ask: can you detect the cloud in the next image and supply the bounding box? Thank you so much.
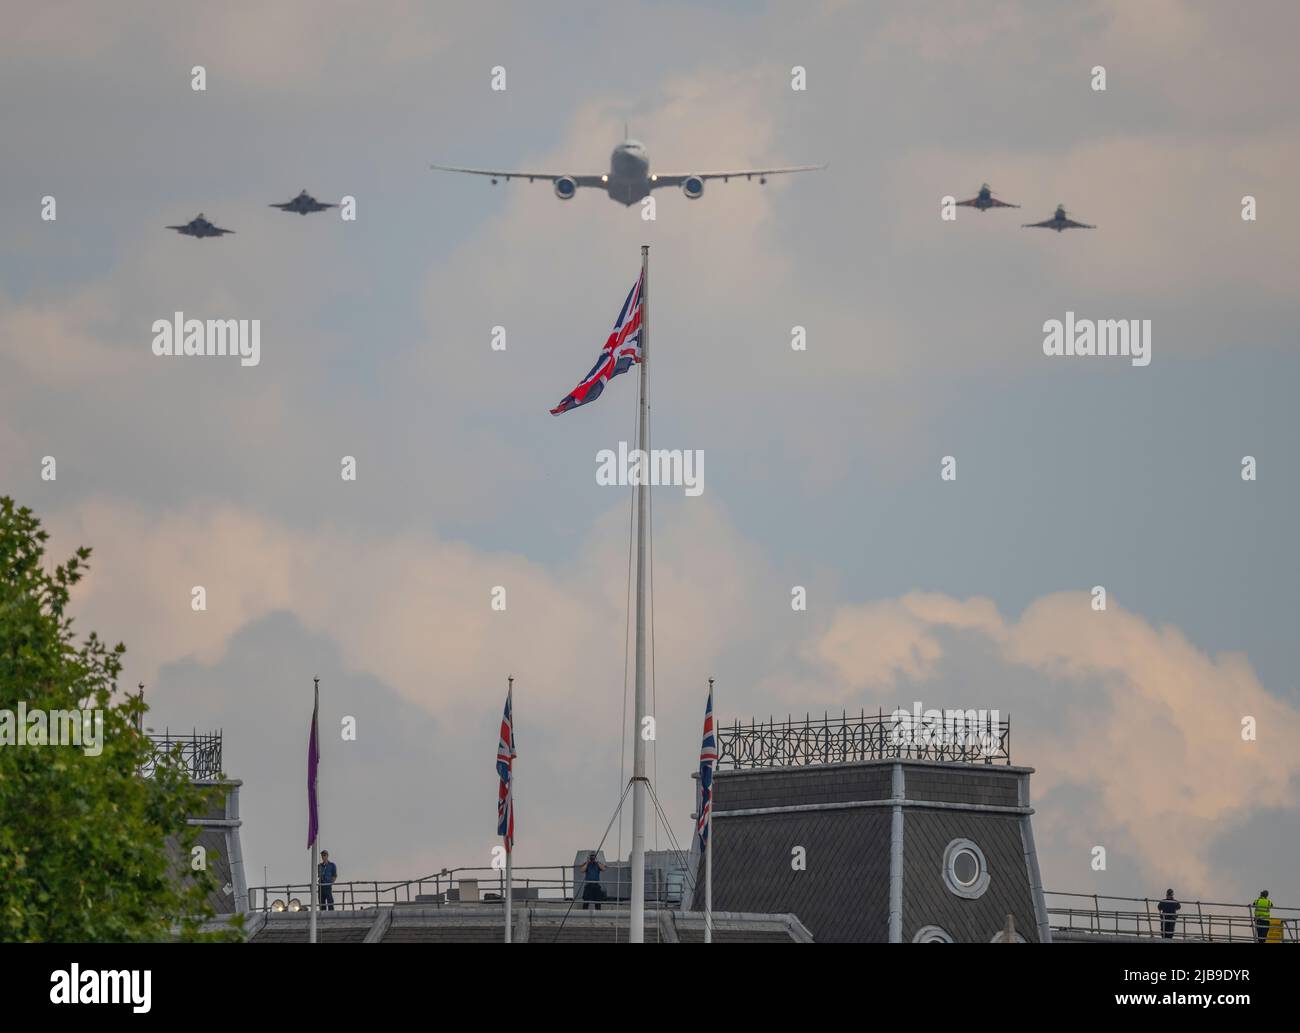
[801,590,1300,895]
[48,491,774,878]
[54,490,767,733]
[0,287,144,385]
[1,1,453,91]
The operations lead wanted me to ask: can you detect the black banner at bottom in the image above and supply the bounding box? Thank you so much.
[0,941,1287,1019]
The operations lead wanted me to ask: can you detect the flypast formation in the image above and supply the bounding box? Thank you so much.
[167,190,338,238]
[955,182,1098,231]
[165,171,1097,239]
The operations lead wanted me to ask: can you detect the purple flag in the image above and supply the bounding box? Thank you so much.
[307,683,319,849]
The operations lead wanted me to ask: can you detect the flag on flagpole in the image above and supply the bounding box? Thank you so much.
[696,685,717,850]
[549,271,644,415]
[496,685,517,852]
[307,683,320,849]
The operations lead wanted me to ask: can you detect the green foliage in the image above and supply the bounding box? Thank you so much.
[0,497,242,942]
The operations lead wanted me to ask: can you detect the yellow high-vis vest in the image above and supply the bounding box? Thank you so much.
[1253,897,1272,919]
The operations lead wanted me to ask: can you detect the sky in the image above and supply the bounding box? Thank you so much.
[2,0,1298,907]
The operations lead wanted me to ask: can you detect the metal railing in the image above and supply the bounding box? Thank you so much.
[717,709,1011,769]
[248,865,686,913]
[1046,892,1298,942]
[140,729,223,780]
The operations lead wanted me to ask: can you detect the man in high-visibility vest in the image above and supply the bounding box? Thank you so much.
[1252,890,1272,943]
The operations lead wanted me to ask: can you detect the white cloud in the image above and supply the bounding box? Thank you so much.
[802,590,1300,893]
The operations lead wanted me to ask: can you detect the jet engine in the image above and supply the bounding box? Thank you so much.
[554,176,577,200]
[681,176,704,200]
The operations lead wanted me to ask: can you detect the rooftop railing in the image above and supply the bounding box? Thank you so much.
[247,865,688,913]
[1046,892,1298,943]
[717,709,1011,769]
[141,729,223,781]
[246,872,1295,944]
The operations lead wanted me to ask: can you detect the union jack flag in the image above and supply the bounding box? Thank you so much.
[550,271,643,415]
[496,685,516,853]
[696,686,717,850]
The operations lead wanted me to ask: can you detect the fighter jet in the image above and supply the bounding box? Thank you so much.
[166,213,235,238]
[431,131,824,207]
[955,183,1019,211]
[1022,205,1096,232]
[269,189,338,215]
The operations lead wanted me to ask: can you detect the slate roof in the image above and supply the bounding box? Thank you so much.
[901,810,1040,942]
[692,806,892,942]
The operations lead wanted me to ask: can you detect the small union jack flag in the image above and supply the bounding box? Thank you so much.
[696,685,717,850]
[496,684,516,853]
[550,271,643,415]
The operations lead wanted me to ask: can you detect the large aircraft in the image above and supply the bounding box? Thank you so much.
[431,133,824,206]
[956,183,1019,211]
[1022,204,1096,232]
[270,189,337,215]
[166,213,235,238]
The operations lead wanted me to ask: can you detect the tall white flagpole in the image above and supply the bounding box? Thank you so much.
[629,244,650,943]
[308,838,316,943]
[309,677,319,945]
[505,676,513,944]
[705,678,714,943]
[505,851,512,943]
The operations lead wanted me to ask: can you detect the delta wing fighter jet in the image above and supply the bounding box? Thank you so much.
[955,183,1019,211]
[1022,204,1095,232]
[270,190,338,215]
[166,213,235,237]
[431,131,824,207]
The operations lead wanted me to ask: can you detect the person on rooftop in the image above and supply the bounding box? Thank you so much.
[318,850,337,911]
[580,852,606,910]
[1252,890,1272,943]
[1156,888,1180,939]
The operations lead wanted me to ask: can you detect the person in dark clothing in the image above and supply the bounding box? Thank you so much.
[1252,890,1272,943]
[318,850,337,911]
[1156,888,1180,939]
[580,852,606,910]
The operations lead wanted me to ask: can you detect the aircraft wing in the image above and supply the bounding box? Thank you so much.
[986,197,1019,208]
[213,227,236,235]
[1021,219,1057,229]
[955,196,982,207]
[651,164,825,188]
[1061,217,1095,229]
[430,164,606,188]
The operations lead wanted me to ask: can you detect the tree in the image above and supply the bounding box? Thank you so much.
[0,497,239,941]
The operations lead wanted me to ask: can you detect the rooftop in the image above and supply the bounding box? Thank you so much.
[234,904,810,944]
